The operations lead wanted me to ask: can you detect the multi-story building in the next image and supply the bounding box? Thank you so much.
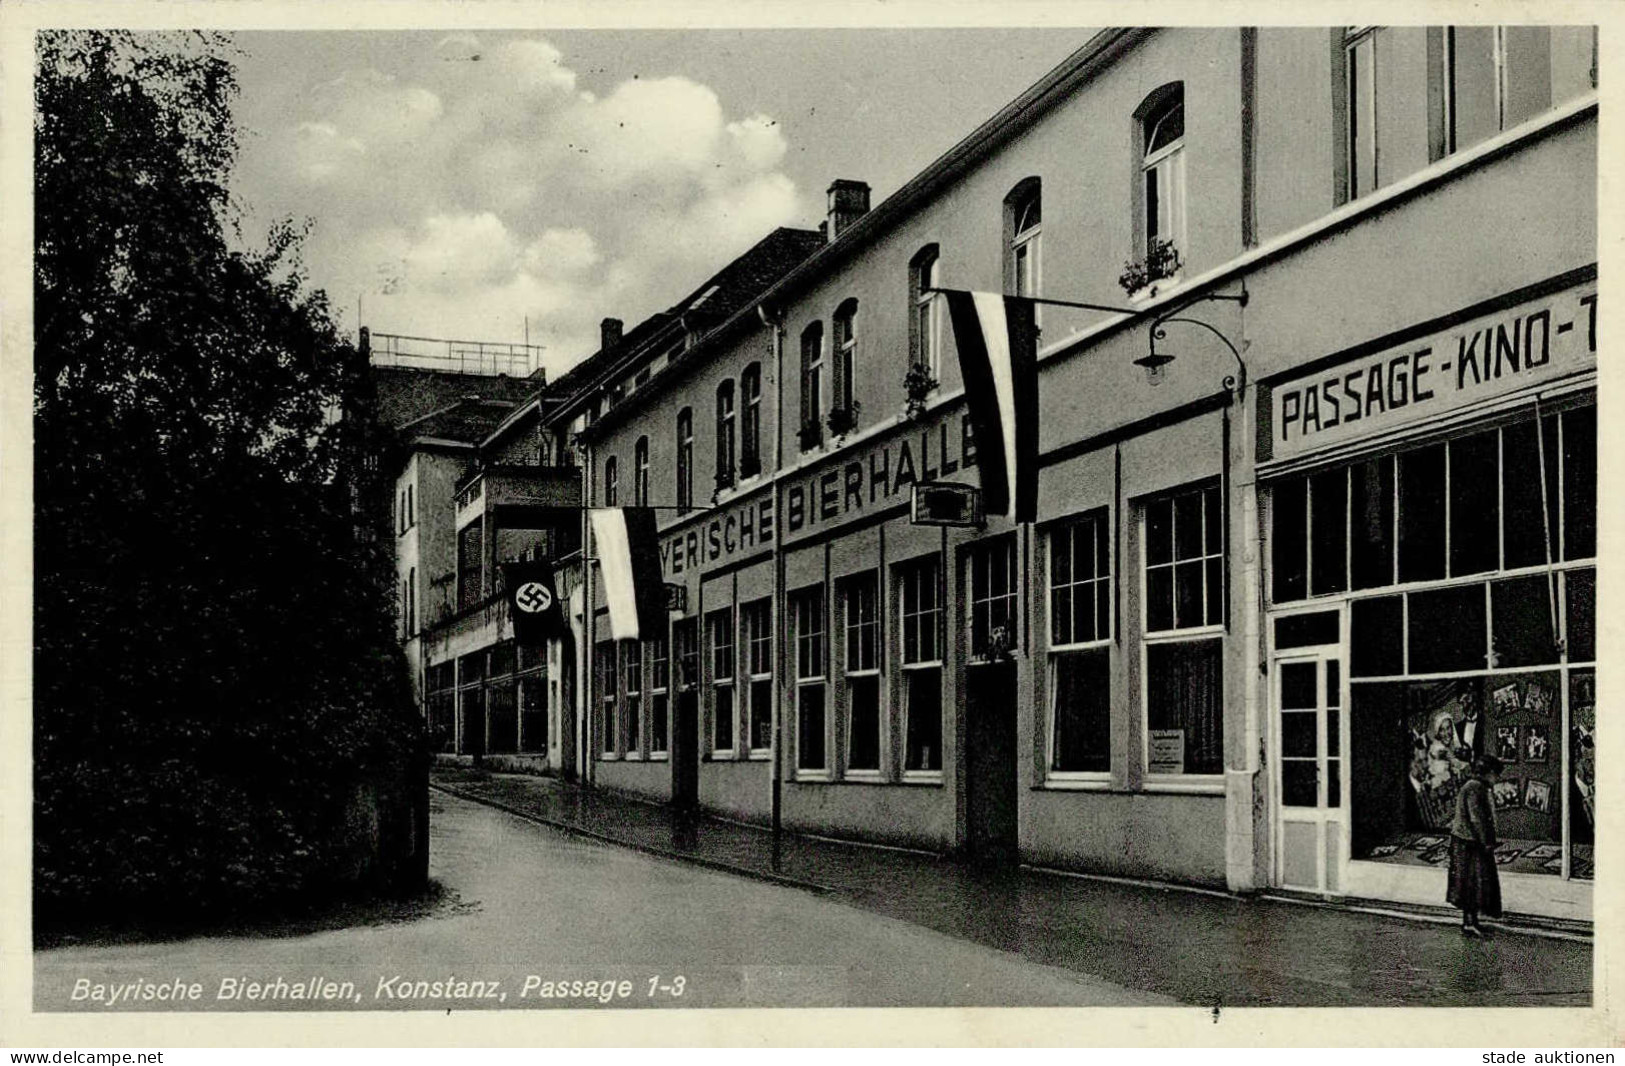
[541,26,1596,921]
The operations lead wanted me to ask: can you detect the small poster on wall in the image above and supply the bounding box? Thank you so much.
[1492,779,1522,810]
[1148,730,1185,775]
[1492,682,1521,715]
[1523,680,1554,716]
[1495,726,1521,762]
[1525,724,1551,764]
[1525,778,1552,814]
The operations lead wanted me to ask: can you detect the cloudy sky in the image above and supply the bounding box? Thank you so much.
[229,28,1088,379]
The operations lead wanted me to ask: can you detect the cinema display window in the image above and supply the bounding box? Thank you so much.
[1271,404,1595,882]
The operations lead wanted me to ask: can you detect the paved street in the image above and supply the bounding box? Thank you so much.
[37,774,1591,1012]
[34,791,1166,1010]
[434,769,1592,1008]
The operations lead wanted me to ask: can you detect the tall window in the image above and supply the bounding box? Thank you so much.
[1444,26,1556,157]
[898,556,944,774]
[740,363,762,478]
[843,572,882,774]
[909,245,941,377]
[457,520,483,610]
[708,608,736,755]
[596,641,618,757]
[969,537,1019,661]
[407,566,416,635]
[715,380,736,489]
[1049,511,1112,776]
[1006,179,1041,299]
[648,634,670,756]
[1139,84,1186,261]
[792,586,827,773]
[676,407,693,512]
[1345,28,1380,199]
[833,299,858,414]
[634,436,649,506]
[673,618,699,709]
[743,599,773,753]
[799,322,824,450]
[623,643,642,756]
[1143,483,1224,777]
[603,456,618,507]
[407,484,415,526]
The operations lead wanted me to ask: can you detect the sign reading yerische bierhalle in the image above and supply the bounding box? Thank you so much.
[1270,282,1596,463]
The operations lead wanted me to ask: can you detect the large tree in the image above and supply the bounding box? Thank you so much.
[34,31,420,933]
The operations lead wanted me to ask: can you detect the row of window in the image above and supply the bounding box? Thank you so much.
[1344,25,1592,201]
[426,641,548,756]
[593,25,1591,510]
[591,478,1226,782]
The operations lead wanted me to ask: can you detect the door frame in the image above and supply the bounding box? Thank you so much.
[1268,603,1349,895]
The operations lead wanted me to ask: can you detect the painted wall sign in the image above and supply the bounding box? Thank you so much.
[783,413,978,538]
[660,494,774,576]
[1270,283,1596,463]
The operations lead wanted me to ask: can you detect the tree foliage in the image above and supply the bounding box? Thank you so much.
[34,31,421,932]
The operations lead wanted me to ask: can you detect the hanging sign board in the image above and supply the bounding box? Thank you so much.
[1265,280,1595,464]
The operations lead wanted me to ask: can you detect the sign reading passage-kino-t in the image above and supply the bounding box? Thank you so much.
[1269,281,1596,463]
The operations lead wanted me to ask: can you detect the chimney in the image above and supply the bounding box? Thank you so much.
[600,317,623,351]
[826,179,871,242]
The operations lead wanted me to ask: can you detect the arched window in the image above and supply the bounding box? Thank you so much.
[715,379,737,489]
[1138,83,1185,264]
[908,245,940,376]
[1005,179,1041,299]
[832,299,858,414]
[603,455,618,507]
[676,407,693,512]
[740,363,762,478]
[634,436,649,506]
[798,322,824,450]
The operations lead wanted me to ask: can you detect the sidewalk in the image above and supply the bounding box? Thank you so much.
[431,766,1592,1007]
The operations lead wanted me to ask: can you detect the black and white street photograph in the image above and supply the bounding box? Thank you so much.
[3,2,1615,1050]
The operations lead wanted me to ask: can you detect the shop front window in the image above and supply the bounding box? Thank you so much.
[1291,405,1597,882]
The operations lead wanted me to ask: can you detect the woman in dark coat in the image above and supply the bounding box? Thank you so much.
[1447,754,1504,937]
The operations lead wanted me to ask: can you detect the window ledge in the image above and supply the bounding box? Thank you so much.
[747,750,772,761]
[598,754,621,762]
[900,772,944,786]
[1039,776,1114,791]
[709,751,740,761]
[648,752,670,761]
[844,770,884,783]
[1140,778,1226,795]
[794,772,833,783]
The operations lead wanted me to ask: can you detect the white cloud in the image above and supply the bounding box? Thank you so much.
[249,35,812,375]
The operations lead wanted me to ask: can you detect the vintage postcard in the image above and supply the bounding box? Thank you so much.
[2,0,1619,1051]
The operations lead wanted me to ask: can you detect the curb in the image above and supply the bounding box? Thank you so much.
[430,783,831,896]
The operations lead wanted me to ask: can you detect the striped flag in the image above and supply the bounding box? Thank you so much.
[941,290,1039,522]
[590,507,667,641]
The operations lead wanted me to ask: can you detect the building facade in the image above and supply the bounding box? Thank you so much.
[409,26,1598,922]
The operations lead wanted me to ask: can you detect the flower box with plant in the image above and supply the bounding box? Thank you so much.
[903,362,939,419]
[739,453,761,480]
[826,400,861,440]
[714,467,736,491]
[1118,237,1183,298]
[798,420,823,451]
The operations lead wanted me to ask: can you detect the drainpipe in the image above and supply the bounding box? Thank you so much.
[758,301,787,861]
[1231,324,1263,895]
[581,432,595,789]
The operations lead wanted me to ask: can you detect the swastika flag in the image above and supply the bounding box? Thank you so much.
[504,558,567,643]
